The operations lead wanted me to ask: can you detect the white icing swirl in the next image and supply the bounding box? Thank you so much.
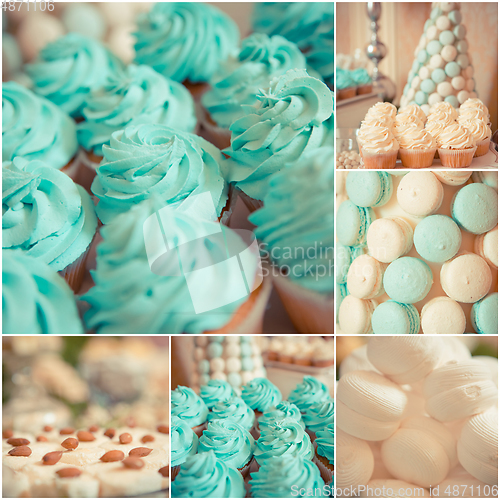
[398,127,436,150]
[358,125,399,153]
[458,118,492,143]
[438,123,475,150]
[398,104,427,124]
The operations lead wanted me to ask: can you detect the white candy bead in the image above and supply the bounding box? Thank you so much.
[422,360,498,422]
[359,479,431,498]
[224,343,241,358]
[337,428,375,492]
[429,54,445,69]
[457,90,470,103]
[428,92,443,106]
[451,76,465,90]
[381,428,450,487]
[252,355,263,369]
[441,3,457,13]
[407,88,416,101]
[339,345,380,378]
[367,337,443,384]
[457,408,498,485]
[241,371,254,385]
[337,370,408,441]
[437,81,453,97]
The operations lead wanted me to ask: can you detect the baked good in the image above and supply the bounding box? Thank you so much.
[257,401,304,437]
[420,297,466,335]
[338,295,378,335]
[371,301,420,335]
[336,67,356,99]
[458,118,492,157]
[314,423,334,485]
[199,380,234,410]
[367,217,413,263]
[241,378,281,418]
[397,171,444,217]
[336,201,375,246]
[437,123,476,167]
[207,397,255,434]
[358,126,399,169]
[346,255,386,300]
[471,293,498,335]
[302,398,334,440]
[475,226,498,268]
[345,171,393,208]
[398,127,437,168]
[287,376,330,412]
[171,386,208,437]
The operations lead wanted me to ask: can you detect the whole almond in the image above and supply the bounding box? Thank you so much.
[77,431,95,442]
[43,425,53,432]
[42,451,63,465]
[104,428,115,439]
[119,433,132,444]
[61,438,79,450]
[2,429,13,439]
[157,425,169,434]
[158,466,169,477]
[56,468,82,478]
[100,450,125,462]
[89,425,99,433]
[8,446,32,457]
[7,437,30,446]
[141,435,155,444]
[129,447,152,457]
[37,436,48,442]
[126,417,136,428]
[123,457,144,470]
[60,427,75,435]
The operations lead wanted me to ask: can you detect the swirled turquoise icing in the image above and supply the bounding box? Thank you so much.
[249,455,325,498]
[288,376,330,412]
[201,33,306,129]
[307,21,334,89]
[91,124,227,224]
[171,386,209,428]
[2,157,97,271]
[350,68,372,86]
[200,380,235,409]
[171,450,246,498]
[81,197,259,334]
[172,415,198,467]
[302,398,334,433]
[207,397,255,433]
[2,82,78,169]
[77,64,196,155]
[315,423,334,466]
[26,33,125,117]
[241,378,282,412]
[2,249,84,334]
[249,146,334,294]
[254,417,314,465]
[335,67,355,90]
[198,419,255,469]
[258,401,305,432]
[134,2,240,83]
[224,69,333,201]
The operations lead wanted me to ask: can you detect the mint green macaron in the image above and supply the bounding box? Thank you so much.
[471,293,498,334]
[372,301,420,335]
[346,171,393,208]
[336,200,375,246]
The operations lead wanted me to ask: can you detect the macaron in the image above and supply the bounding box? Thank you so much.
[471,171,498,190]
[338,295,377,335]
[420,296,466,334]
[383,257,433,304]
[366,217,413,263]
[336,283,349,316]
[471,293,498,335]
[371,301,420,335]
[336,244,365,284]
[346,254,386,299]
[346,171,393,208]
[433,171,472,186]
[337,200,375,246]
[413,215,462,263]
[474,226,498,268]
[451,183,498,234]
[440,252,492,303]
[397,172,444,217]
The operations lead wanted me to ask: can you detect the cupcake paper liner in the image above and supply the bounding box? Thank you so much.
[198,105,232,150]
[237,189,264,214]
[305,428,317,442]
[474,138,490,157]
[219,184,238,227]
[60,155,80,181]
[356,84,373,96]
[171,465,180,480]
[314,454,333,487]
[361,148,398,169]
[337,87,356,100]
[272,272,334,334]
[60,241,93,294]
[73,149,102,192]
[399,147,436,168]
[438,146,477,168]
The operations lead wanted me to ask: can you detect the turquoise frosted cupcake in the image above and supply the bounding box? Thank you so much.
[2,250,83,334]
[198,419,255,477]
[3,157,97,292]
[302,398,334,440]
[134,2,240,99]
[207,397,255,433]
[2,82,78,171]
[254,417,314,465]
[200,380,235,409]
[288,376,330,412]
[81,197,268,334]
[25,33,125,118]
[91,124,228,224]
[224,69,333,211]
[257,401,305,437]
[171,450,245,498]
[249,455,325,498]
[200,33,306,149]
[241,378,282,418]
[249,146,334,334]
[171,386,209,437]
[171,415,198,479]
[314,423,334,485]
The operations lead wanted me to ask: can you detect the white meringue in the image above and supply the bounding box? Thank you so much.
[340,344,380,378]
[437,464,498,497]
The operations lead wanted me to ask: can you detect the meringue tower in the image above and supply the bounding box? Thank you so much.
[399,2,477,113]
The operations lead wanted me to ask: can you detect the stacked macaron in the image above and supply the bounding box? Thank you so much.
[336,170,498,334]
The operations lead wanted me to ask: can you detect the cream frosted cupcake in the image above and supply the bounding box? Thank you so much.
[438,123,476,168]
[314,423,334,485]
[428,101,459,121]
[397,103,427,125]
[365,102,397,122]
[425,119,453,158]
[398,127,437,168]
[458,118,492,157]
[459,107,489,124]
[358,126,399,169]
[460,98,489,119]
[394,113,424,131]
